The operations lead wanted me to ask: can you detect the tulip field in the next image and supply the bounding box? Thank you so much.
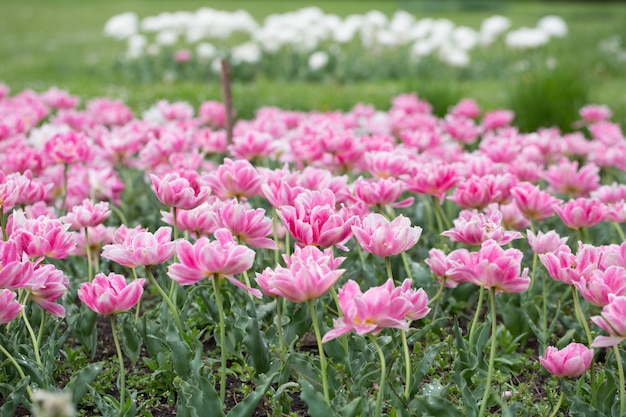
[1,1,626,417]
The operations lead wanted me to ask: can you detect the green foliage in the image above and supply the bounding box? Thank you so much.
[508,63,590,132]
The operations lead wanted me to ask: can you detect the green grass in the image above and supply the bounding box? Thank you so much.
[1,1,626,126]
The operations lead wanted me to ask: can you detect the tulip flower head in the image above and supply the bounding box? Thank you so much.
[78,272,145,315]
[539,343,593,378]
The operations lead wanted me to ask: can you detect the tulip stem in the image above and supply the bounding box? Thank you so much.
[401,329,411,401]
[547,390,564,417]
[385,257,393,281]
[478,288,497,417]
[146,268,183,333]
[370,336,386,417]
[0,342,33,400]
[110,314,126,415]
[276,298,285,367]
[84,227,93,282]
[168,208,179,305]
[213,277,227,404]
[571,286,596,405]
[615,345,625,417]
[468,286,485,352]
[613,222,626,241]
[400,252,414,281]
[0,207,6,241]
[21,303,42,369]
[132,268,141,323]
[308,299,330,405]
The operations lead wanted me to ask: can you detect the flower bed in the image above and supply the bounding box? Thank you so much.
[103,7,568,82]
[0,82,625,416]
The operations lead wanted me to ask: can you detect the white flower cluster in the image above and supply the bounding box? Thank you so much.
[103,7,568,70]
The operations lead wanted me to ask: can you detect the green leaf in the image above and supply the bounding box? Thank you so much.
[299,377,336,417]
[64,362,104,404]
[227,372,278,417]
[242,299,270,374]
[412,396,466,417]
[88,386,121,417]
[341,397,362,417]
[0,376,30,416]
[121,315,143,365]
[412,342,446,395]
[166,320,191,379]
[177,374,224,417]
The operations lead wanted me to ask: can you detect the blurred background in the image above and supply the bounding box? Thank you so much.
[1,0,625,131]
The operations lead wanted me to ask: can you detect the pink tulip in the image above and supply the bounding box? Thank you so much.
[44,130,91,165]
[202,158,262,200]
[352,213,421,257]
[448,240,530,293]
[0,170,21,212]
[555,198,604,230]
[527,230,568,254]
[442,210,522,246]
[229,130,276,161]
[86,98,133,126]
[322,279,413,342]
[0,239,34,289]
[277,189,356,250]
[574,266,626,307]
[151,172,210,210]
[543,159,600,197]
[27,264,69,317]
[396,279,431,321]
[10,212,77,259]
[580,104,612,123]
[101,226,176,268]
[450,98,481,119]
[42,87,80,110]
[60,199,111,230]
[353,177,413,209]
[540,243,599,286]
[168,228,259,297]
[0,289,23,325]
[161,202,220,237]
[510,182,562,221]
[78,272,145,315]
[590,183,626,204]
[198,101,226,128]
[591,294,626,347]
[255,246,345,303]
[539,343,593,378]
[403,162,458,204]
[481,109,514,130]
[215,199,277,249]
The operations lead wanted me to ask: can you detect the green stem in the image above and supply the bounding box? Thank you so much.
[431,196,445,234]
[110,204,128,225]
[0,342,34,400]
[132,268,141,323]
[213,277,227,404]
[400,252,414,281]
[529,252,538,293]
[547,390,564,417]
[272,208,280,266]
[36,310,46,347]
[85,227,93,282]
[276,298,285,364]
[385,256,393,281]
[168,208,179,304]
[21,303,42,368]
[308,299,330,405]
[478,288,498,417]
[429,278,447,323]
[571,286,596,405]
[615,345,625,417]
[468,286,485,352]
[541,268,548,352]
[401,329,411,401]
[146,268,182,333]
[0,206,6,241]
[370,336,387,417]
[61,163,69,212]
[110,314,126,415]
[613,222,626,241]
